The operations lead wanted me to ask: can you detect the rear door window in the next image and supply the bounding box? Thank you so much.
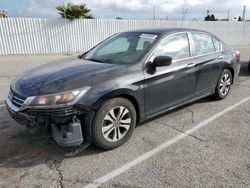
[192,33,215,55]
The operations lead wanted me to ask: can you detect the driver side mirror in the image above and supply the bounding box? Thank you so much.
[152,56,172,67]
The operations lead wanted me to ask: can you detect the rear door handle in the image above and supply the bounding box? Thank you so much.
[186,63,195,68]
[218,55,224,59]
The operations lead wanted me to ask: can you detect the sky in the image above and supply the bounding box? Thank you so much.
[0,0,250,20]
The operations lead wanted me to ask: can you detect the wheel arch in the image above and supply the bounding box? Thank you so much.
[93,89,142,122]
[226,67,234,83]
[112,94,140,122]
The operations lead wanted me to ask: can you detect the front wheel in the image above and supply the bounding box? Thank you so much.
[92,98,136,150]
[213,69,232,100]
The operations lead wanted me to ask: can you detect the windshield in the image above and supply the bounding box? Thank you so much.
[83,32,159,64]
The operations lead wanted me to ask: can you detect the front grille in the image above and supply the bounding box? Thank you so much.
[8,89,26,108]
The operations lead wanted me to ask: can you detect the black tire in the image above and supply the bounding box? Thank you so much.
[213,69,232,100]
[92,98,136,150]
[248,59,250,72]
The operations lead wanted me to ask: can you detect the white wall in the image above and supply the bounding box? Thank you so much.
[0,18,250,55]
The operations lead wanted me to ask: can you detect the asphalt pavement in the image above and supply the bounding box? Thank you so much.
[0,46,249,188]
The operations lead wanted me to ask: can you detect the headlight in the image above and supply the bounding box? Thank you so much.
[29,87,90,107]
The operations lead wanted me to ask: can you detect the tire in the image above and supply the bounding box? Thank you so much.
[213,69,232,100]
[248,59,250,72]
[92,98,136,150]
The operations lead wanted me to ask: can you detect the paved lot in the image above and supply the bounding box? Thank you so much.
[0,54,69,101]
[0,46,249,188]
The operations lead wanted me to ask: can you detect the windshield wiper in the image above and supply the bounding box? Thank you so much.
[86,58,107,63]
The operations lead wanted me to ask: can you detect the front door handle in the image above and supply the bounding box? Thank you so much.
[218,55,224,59]
[186,63,195,68]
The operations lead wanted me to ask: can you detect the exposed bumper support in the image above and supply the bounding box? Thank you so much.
[52,120,83,147]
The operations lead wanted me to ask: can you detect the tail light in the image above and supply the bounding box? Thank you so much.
[236,50,240,62]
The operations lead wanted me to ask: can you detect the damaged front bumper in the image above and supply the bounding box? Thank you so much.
[5,91,94,148]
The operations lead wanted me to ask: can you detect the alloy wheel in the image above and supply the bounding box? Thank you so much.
[219,73,231,96]
[102,106,131,142]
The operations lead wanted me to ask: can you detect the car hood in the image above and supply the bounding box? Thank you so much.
[12,57,127,97]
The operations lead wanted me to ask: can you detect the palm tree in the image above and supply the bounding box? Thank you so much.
[56,3,93,21]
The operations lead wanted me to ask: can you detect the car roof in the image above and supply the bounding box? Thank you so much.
[126,28,210,35]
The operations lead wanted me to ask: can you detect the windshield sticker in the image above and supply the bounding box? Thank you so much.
[139,34,158,40]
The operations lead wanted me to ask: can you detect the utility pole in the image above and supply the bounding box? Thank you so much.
[242,5,246,21]
[227,9,230,21]
[63,0,71,55]
[181,8,188,21]
[153,6,156,20]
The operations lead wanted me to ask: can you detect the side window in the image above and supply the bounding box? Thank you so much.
[97,38,129,55]
[153,33,190,60]
[192,33,215,55]
[212,37,222,51]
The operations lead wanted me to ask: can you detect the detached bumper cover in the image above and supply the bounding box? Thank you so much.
[6,98,36,126]
[6,103,30,125]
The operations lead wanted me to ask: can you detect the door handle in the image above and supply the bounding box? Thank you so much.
[186,63,195,68]
[218,55,224,59]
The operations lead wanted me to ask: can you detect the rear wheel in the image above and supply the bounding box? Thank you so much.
[92,98,136,149]
[213,69,232,100]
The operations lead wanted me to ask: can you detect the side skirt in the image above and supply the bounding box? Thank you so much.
[145,91,214,120]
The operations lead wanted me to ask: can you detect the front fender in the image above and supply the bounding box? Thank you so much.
[77,88,145,144]
[78,84,146,119]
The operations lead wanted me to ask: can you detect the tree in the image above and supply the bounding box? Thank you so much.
[238,16,242,21]
[204,14,216,21]
[56,3,93,21]
[0,10,7,18]
[204,15,210,21]
[210,14,216,21]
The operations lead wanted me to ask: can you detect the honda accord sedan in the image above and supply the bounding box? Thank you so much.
[5,28,240,155]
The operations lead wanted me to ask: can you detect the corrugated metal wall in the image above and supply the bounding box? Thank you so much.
[0,18,250,55]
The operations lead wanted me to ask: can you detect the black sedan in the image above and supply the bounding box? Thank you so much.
[5,28,241,155]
